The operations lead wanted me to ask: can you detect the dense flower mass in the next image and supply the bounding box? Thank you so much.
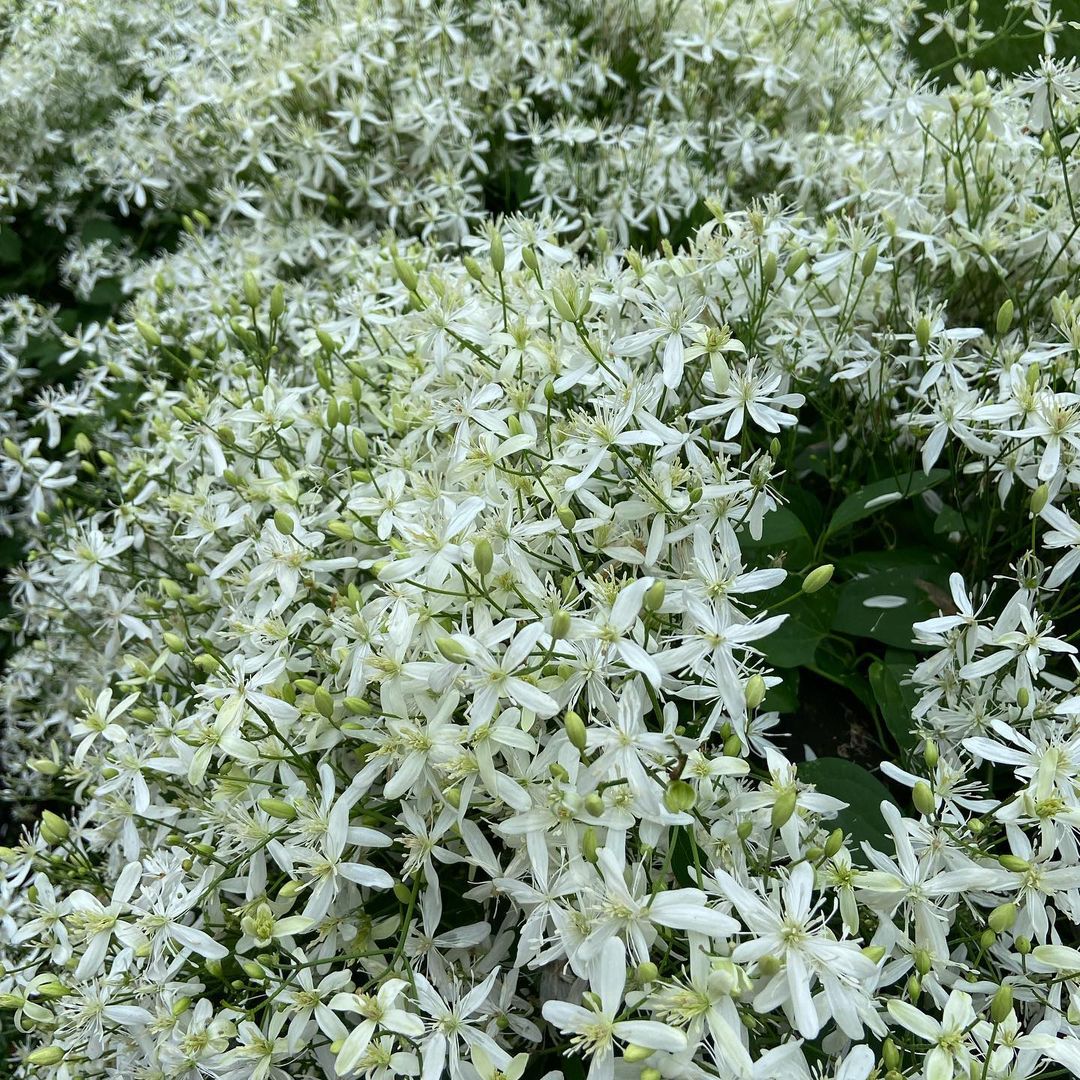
[2,0,1080,1078]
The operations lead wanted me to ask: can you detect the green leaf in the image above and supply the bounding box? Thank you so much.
[760,588,837,668]
[833,560,952,648]
[797,757,896,863]
[869,657,919,753]
[825,469,950,537]
[0,228,21,265]
[763,668,799,713]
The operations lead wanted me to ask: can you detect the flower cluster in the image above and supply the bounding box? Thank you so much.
[2,1,1080,1079]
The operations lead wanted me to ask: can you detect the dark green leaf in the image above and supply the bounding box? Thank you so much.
[760,588,837,668]
[869,657,919,752]
[825,469,950,537]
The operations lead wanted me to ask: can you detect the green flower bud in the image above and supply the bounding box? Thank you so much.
[584,793,604,816]
[996,298,1014,338]
[435,638,470,665]
[824,828,845,857]
[270,282,285,320]
[786,248,809,276]
[392,255,419,292]
[41,810,70,844]
[582,826,599,864]
[258,798,297,821]
[522,246,539,273]
[27,1046,65,1066]
[744,674,767,709]
[916,316,931,351]
[314,687,335,719]
[474,538,494,577]
[1017,686,1030,710]
[29,759,61,776]
[490,231,505,274]
[243,271,261,309]
[1015,936,1031,955]
[988,902,1017,934]
[915,948,932,976]
[923,738,939,769]
[623,1045,654,1064]
[551,610,572,640]
[737,820,753,841]
[802,564,834,593]
[344,697,371,715]
[564,710,588,753]
[636,961,659,984]
[663,780,696,813]
[1030,483,1049,515]
[274,510,295,536]
[907,974,922,1000]
[770,787,798,829]
[861,243,879,277]
[980,928,997,950]
[913,781,936,817]
[557,504,576,530]
[723,733,742,757]
[163,632,186,654]
[135,319,162,347]
[998,854,1029,872]
[644,579,665,612]
[862,945,886,964]
[761,251,777,287]
[882,1037,900,1070]
[990,983,1013,1024]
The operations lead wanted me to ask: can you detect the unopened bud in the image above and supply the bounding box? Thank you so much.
[243,271,261,310]
[41,810,70,844]
[622,1045,654,1064]
[551,610,572,640]
[770,787,798,829]
[996,298,1014,338]
[557,505,576,530]
[1030,484,1049,515]
[745,674,767,709]
[584,793,604,816]
[644,580,665,612]
[135,319,161,347]
[473,538,494,577]
[861,244,879,277]
[802,564,834,593]
[824,828,845,857]
[998,854,1029,872]
[273,510,295,536]
[435,638,470,665]
[27,1046,65,1066]
[490,231,505,274]
[913,781,936,817]
[916,316,931,351]
[258,798,297,821]
[988,902,1017,933]
[313,687,335,719]
[565,710,588,753]
[923,738,939,769]
[663,780,696,813]
[990,983,1013,1024]
[582,826,599,863]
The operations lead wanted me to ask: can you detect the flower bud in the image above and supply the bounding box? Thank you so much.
[274,510,295,536]
[990,983,1013,1024]
[882,1037,900,1070]
[551,610,572,640]
[392,255,419,292]
[916,316,931,351]
[258,798,297,821]
[996,298,1014,337]
[135,319,162,347]
[907,974,922,1000]
[473,538,494,577]
[557,504,576,530]
[522,246,539,273]
[862,945,886,964]
[29,759,61,776]
[243,271,261,310]
[915,948,932,976]
[1030,483,1049,515]
[644,580,665,612]
[861,243,878,277]
[923,738,939,769]
[1017,686,1030,710]
[770,787,798,830]
[988,902,1017,934]
[744,674,767,709]
[980,928,997,950]
[636,961,659,984]
[761,252,777,287]
[663,780,696,813]
[564,710,588,753]
[802,564,834,593]
[163,632,186,654]
[41,810,70,844]
[582,826,599,863]
[314,687,335,719]
[997,854,1028,873]
[824,828,844,857]
[584,793,604,816]
[436,638,470,665]
[623,1045,654,1064]
[786,248,809,276]
[490,231,505,274]
[723,734,742,757]
[270,282,285,320]
[27,1046,65,1066]
[737,820,753,841]
[1015,936,1031,955]
[912,781,936,817]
